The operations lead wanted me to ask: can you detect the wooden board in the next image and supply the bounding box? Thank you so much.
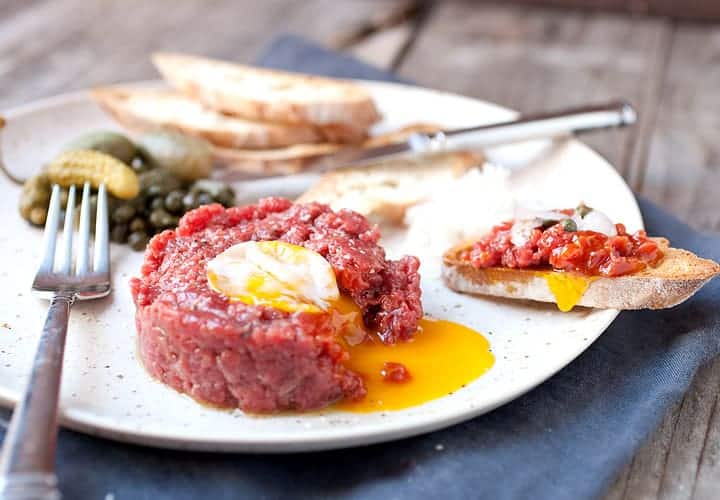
[638,23,720,232]
[485,0,720,21]
[0,0,406,109]
[397,2,671,182]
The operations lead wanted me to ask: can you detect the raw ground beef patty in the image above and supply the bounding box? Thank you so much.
[130,198,422,412]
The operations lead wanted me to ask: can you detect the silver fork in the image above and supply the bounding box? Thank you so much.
[0,182,110,499]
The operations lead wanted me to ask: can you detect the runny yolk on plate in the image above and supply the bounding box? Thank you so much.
[541,271,596,312]
[207,241,495,413]
[331,296,494,412]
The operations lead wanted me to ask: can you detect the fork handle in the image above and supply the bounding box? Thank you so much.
[0,294,73,500]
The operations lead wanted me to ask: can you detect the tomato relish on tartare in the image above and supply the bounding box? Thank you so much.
[461,204,664,277]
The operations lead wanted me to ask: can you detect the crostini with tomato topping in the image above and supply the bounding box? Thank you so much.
[442,204,720,311]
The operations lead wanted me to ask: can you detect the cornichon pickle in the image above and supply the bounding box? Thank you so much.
[47,150,140,200]
[63,131,137,164]
[19,172,52,226]
[138,131,213,182]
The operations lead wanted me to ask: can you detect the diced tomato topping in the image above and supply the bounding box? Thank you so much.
[381,361,412,383]
[462,216,664,277]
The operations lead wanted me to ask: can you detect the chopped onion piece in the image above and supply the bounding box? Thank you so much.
[573,209,617,236]
[511,218,542,246]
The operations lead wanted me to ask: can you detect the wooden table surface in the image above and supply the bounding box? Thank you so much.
[1,1,719,498]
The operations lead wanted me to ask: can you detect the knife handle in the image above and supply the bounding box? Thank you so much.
[408,100,637,152]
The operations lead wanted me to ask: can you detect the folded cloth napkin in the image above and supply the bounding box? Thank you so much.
[2,35,719,500]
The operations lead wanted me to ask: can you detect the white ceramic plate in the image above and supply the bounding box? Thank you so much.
[0,81,642,452]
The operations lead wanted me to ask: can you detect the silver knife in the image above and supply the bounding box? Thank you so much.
[307,100,637,171]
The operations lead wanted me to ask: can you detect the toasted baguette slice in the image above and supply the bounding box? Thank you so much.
[213,142,343,175]
[442,238,720,310]
[93,87,326,149]
[152,52,381,128]
[311,122,370,144]
[298,151,483,224]
[213,123,444,176]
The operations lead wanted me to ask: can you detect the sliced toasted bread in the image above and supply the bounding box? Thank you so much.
[213,142,343,175]
[152,52,381,128]
[442,238,720,310]
[213,123,445,176]
[311,122,370,144]
[93,87,325,149]
[297,150,483,224]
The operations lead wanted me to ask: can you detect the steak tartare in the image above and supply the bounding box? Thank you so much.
[130,198,422,412]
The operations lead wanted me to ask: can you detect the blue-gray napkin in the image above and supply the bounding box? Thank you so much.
[2,35,719,500]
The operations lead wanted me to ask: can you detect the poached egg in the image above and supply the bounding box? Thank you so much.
[207,241,495,412]
[207,240,339,313]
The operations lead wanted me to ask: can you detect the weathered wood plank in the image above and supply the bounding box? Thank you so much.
[487,0,720,20]
[348,22,416,69]
[604,460,631,500]
[603,400,681,500]
[0,0,405,109]
[397,2,670,175]
[0,0,43,19]
[652,360,720,500]
[638,22,720,232]
[329,0,423,50]
[693,367,720,500]
[622,23,674,191]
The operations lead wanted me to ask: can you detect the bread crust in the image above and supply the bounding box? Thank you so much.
[92,87,372,149]
[212,142,342,175]
[152,52,381,128]
[442,238,720,310]
[213,123,450,176]
[297,150,483,223]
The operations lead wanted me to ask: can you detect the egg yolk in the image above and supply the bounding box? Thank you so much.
[207,241,495,413]
[337,310,495,413]
[327,296,494,413]
[207,241,339,313]
[541,271,595,312]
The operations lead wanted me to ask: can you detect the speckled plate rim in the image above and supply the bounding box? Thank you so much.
[0,79,640,452]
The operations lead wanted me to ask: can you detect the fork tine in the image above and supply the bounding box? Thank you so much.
[93,183,109,274]
[75,182,91,275]
[59,185,76,274]
[38,185,62,273]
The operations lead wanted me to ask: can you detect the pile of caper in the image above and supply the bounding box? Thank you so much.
[18,129,235,252]
[110,168,235,251]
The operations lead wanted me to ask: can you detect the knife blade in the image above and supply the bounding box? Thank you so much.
[305,100,637,171]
